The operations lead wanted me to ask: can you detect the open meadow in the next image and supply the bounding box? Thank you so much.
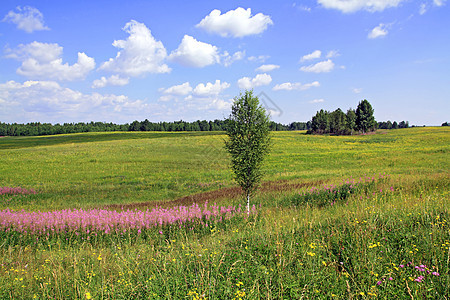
[0,127,449,299]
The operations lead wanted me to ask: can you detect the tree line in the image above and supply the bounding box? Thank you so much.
[309,99,410,135]
[0,99,416,137]
[0,120,312,137]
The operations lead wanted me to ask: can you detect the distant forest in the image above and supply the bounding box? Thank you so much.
[0,99,417,137]
[0,118,414,137]
[0,120,307,136]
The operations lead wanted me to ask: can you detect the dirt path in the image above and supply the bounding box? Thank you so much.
[103,179,324,210]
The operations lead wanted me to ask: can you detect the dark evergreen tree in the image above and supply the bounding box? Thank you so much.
[311,109,330,134]
[346,109,357,135]
[356,99,376,133]
[330,108,347,135]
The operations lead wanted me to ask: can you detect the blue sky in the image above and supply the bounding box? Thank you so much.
[1,0,449,125]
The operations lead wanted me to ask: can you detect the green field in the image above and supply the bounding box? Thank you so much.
[0,127,449,299]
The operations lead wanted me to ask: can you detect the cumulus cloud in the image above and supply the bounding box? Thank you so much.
[273,81,320,91]
[158,80,231,111]
[256,64,280,72]
[169,35,220,68]
[196,7,273,37]
[92,75,129,88]
[300,59,335,73]
[237,73,272,89]
[309,99,325,103]
[300,50,321,62]
[2,6,49,33]
[160,82,193,96]
[222,50,245,67]
[99,20,170,76]
[318,0,406,13]
[368,23,389,39]
[0,80,151,123]
[6,41,95,81]
[193,80,230,96]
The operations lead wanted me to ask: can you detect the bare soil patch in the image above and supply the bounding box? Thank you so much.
[103,179,324,211]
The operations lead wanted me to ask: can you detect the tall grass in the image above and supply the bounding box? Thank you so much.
[0,128,448,298]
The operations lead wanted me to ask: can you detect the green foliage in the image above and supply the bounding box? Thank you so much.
[346,108,357,134]
[309,100,383,135]
[329,108,347,135]
[224,90,272,208]
[311,109,330,134]
[356,99,377,133]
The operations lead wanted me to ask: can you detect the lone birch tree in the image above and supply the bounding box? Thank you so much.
[224,90,271,213]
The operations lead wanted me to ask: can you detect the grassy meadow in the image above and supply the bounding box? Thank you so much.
[0,127,449,299]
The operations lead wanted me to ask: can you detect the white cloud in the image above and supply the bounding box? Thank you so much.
[309,99,325,103]
[193,80,230,96]
[326,50,340,58]
[169,35,220,68]
[222,51,246,67]
[433,0,446,6]
[273,81,320,91]
[196,7,273,38]
[300,59,335,73]
[157,80,231,111]
[237,73,272,89]
[352,87,363,94]
[205,98,233,110]
[0,80,151,123]
[161,82,193,96]
[2,6,49,33]
[248,55,270,62]
[6,41,95,81]
[256,64,280,72]
[300,50,322,62]
[368,23,389,39]
[318,0,406,13]
[92,75,129,88]
[99,20,170,76]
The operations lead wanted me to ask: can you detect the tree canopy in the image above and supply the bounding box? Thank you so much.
[224,90,271,212]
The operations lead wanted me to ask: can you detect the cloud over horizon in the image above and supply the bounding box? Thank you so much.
[6,42,95,81]
[0,80,151,123]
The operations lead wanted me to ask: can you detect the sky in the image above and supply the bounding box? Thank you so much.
[0,0,449,126]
